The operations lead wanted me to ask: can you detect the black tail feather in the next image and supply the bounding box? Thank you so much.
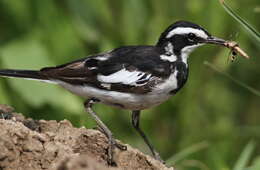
[0,69,48,80]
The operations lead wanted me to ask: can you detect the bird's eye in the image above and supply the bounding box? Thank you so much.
[188,33,196,41]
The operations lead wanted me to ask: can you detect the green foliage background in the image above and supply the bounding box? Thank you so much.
[0,0,259,169]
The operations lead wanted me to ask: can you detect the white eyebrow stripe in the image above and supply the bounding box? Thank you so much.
[166,27,208,39]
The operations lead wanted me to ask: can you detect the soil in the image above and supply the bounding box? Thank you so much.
[0,104,173,170]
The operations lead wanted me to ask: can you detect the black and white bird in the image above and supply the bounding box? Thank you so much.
[0,21,227,164]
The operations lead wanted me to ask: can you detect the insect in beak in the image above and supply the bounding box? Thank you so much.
[204,36,250,60]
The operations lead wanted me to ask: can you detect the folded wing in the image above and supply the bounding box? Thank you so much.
[40,46,170,94]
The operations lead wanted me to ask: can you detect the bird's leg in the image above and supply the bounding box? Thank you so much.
[131,110,164,163]
[95,125,126,150]
[0,109,13,120]
[84,99,127,165]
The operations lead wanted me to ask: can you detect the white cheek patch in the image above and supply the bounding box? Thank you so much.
[181,44,203,63]
[166,27,208,39]
[182,44,202,54]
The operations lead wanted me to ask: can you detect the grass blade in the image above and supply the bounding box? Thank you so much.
[233,141,255,170]
[166,141,209,166]
[204,61,260,97]
[219,0,260,43]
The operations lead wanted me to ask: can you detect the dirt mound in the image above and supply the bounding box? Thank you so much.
[0,104,173,170]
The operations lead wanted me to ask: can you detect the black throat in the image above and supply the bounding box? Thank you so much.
[170,61,189,94]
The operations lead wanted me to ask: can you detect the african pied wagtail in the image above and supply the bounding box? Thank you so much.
[0,21,228,164]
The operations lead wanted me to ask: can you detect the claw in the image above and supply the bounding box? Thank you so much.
[154,151,165,164]
[84,99,127,166]
[115,142,127,151]
[106,138,127,166]
[97,125,127,151]
[107,140,116,166]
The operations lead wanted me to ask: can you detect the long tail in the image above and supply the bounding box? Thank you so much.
[0,69,54,83]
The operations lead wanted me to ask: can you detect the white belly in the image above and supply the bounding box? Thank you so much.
[57,71,178,110]
[58,82,173,110]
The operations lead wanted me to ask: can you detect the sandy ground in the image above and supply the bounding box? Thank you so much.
[0,104,173,170]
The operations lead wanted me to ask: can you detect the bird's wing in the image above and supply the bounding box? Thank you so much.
[40,46,171,94]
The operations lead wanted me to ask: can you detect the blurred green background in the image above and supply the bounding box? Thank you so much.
[0,0,259,169]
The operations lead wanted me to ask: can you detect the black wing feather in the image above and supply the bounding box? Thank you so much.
[40,46,171,94]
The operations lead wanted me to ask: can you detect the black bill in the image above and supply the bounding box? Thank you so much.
[203,36,227,46]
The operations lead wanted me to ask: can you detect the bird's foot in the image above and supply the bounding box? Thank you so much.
[107,137,127,166]
[114,140,127,151]
[0,111,13,120]
[95,126,127,165]
[153,151,165,164]
[96,126,127,151]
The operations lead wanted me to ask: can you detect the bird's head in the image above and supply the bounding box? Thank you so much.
[157,21,226,63]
